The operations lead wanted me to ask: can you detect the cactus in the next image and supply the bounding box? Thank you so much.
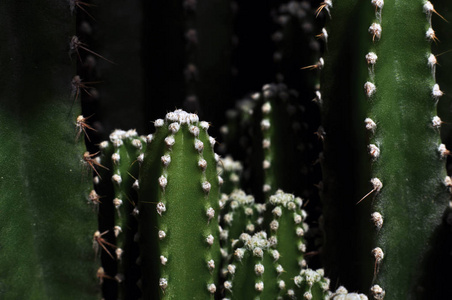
[137,110,221,299]
[223,231,280,299]
[319,0,450,298]
[0,1,99,298]
[96,130,146,298]
[2,0,452,299]
[220,189,264,257]
[266,190,308,296]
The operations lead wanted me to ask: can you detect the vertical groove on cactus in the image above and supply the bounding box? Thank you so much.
[0,1,98,298]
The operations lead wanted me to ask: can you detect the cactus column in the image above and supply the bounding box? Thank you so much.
[320,0,450,298]
[138,110,221,298]
[365,1,449,299]
[0,1,99,298]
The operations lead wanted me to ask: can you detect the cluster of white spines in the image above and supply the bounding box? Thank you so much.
[217,156,242,187]
[370,284,385,299]
[269,189,303,208]
[364,0,383,100]
[260,88,274,191]
[269,190,308,281]
[362,3,387,289]
[165,109,199,124]
[221,190,262,259]
[424,4,448,163]
[229,190,255,207]
[294,269,330,298]
[330,286,369,300]
[224,231,278,295]
[312,0,330,105]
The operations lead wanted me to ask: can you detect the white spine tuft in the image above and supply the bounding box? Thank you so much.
[158,175,168,190]
[161,155,171,167]
[364,82,376,97]
[371,212,383,229]
[156,202,166,216]
[368,144,380,159]
[371,178,383,192]
[432,116,442,128]
[369,23,382,40]
[432,83,444,99]
[158,230,166,240]
[366,52,378,65]
[365,118,377,132]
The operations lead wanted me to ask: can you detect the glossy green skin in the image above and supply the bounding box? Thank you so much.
[0,1,98,298]
[138,120,220,299]
[322,0,449,298]
[370,1,449,298]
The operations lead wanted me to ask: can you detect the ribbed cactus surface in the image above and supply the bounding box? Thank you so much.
[138,110,221,298]
[320,0,450,298]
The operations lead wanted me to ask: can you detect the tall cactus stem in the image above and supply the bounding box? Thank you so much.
[0,1,99,298]
[138,110,221,298]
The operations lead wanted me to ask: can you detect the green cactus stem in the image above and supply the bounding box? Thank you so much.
[220,190,265,258]
[98,129,146,298]
[138,110,221,298]
[266,190,308,297]
[0,1,98,298]
[320,0,450,298]
[223,231,279,300]
[258,83,304,198]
